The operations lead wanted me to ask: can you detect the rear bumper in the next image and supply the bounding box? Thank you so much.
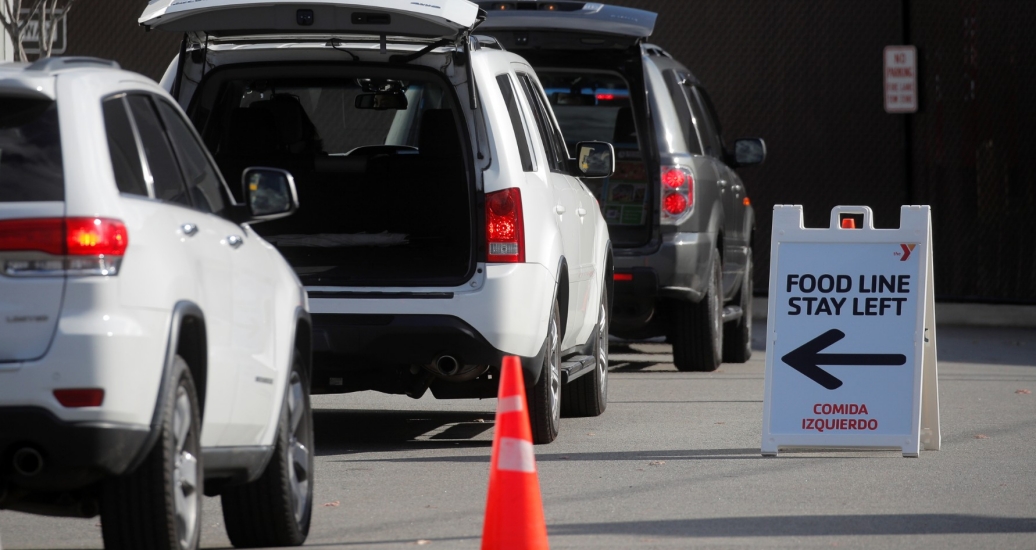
[307,262,556,389]
[612,231,716,329]
[311,314,548,386]
[0,407,148,493]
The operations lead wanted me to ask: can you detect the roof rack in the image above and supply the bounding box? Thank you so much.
[644,45,672,58]
[27,57,120,72]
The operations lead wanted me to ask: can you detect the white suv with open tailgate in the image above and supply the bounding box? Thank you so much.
[0,57,313,549]
[143,0,615,443]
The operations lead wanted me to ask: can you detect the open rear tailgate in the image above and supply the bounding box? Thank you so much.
[140,0,481,40]
[476,2,655,49]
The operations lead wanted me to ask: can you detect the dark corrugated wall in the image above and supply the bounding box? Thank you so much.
[61,0,1036,303]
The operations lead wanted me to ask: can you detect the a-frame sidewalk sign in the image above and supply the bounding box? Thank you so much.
[762,205,940,458]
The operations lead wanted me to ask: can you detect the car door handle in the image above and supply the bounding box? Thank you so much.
[556,205,566,214]
[577,208,587,216]
[225,235,244,249]
[180,223,199,237]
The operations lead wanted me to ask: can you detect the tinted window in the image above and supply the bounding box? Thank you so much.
[689,86,724,158]
[496,74,535,172]
[127,95,189,206]
[0,99,63,202]
[517,73,567,172]
[102,97,148,197]
[663,71,704,156]
[155,99,226,215]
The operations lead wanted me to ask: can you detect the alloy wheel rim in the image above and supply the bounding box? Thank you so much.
[548,313,561,425]
[287,371,311,525]
[712,261,722,357]
[172,387,199,550]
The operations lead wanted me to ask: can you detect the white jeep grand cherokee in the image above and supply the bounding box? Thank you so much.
[0,57,313,549]
[144,0,615,443]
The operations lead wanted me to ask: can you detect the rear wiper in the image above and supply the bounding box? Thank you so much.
[390,38,453,64]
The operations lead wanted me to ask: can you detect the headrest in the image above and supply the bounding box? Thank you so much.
[224,108,279,156]
[613,106,637,145]
[418,109,460,159]
[250,94,320,154]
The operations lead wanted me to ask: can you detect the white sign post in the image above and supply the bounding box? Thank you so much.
[884,45,918,113]
[761,205,940,458]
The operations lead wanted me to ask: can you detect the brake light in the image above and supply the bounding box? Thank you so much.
[66,218,128,256]
[661,167,687,189]
[486,187,525,263]
[54,388,105,408]
[0,218,128,277]
[664,193,688,215]
[613,273,633,282]
[660,165,694,223]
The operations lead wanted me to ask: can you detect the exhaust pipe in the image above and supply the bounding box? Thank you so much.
[435,355,460,377]
[13,447,44,477]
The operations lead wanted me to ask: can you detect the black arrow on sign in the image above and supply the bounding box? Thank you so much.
[781,329,907,390]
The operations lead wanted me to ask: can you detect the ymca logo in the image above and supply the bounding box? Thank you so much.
[895,244,916,261]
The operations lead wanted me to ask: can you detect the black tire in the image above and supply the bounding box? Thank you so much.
[528,300,561,444]
[101,355,203,550]
[222,352,314,548]
[672,252,723,372]
[561,289,608,417]
[723,251,753,363]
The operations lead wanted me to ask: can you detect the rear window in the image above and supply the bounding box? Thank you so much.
[538,70,634,151]
[0,98,63,202]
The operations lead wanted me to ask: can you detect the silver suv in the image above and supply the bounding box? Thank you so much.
[479,1,767,371]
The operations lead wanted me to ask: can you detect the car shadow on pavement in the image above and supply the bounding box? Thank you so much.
[313,409,494,456]
[547,514,1036,537]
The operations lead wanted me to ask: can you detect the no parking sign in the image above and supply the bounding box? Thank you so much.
[761,206,940,457]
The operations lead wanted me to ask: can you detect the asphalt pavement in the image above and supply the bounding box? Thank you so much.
[2,319,1034,549]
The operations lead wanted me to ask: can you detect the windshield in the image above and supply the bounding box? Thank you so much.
[0,98,64,202]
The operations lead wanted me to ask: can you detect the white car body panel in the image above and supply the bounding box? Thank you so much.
[0,65,306,453]
[140,0,480,38]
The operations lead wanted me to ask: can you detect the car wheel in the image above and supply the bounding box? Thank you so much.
[673,251,723,372]
[723,251,753,363]
[528,299,561,444]
[221,351,314,548]
[561,289,608,417]
[101,355,202,550]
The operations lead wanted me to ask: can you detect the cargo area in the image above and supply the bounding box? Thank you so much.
[189,65,475,287]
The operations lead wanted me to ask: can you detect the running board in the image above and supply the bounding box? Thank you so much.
[560,355,596,384]
[722,305,743,323]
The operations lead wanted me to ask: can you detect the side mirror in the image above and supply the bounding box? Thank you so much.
[354,91,408,111]
[242,167,299,222]
[732,137,766,167]
[573,141,615,179]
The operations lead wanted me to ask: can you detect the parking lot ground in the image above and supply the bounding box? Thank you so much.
[2,321,1035,549]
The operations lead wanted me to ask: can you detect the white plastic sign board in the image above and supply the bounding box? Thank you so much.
[762,205,940,457]
[884,45,918,113]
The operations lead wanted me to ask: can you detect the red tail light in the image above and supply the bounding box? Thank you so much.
[66,218,128,257]
[0,218,64,255]
[660,165,694,222]
[54,388,105,408]
[486,187,525,263]
[664,193,688,215]
[613,273,633,281]
[0,218,128,276]
[661,167,687,189]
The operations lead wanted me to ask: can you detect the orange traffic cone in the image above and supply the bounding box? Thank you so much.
[481,356,549,550]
